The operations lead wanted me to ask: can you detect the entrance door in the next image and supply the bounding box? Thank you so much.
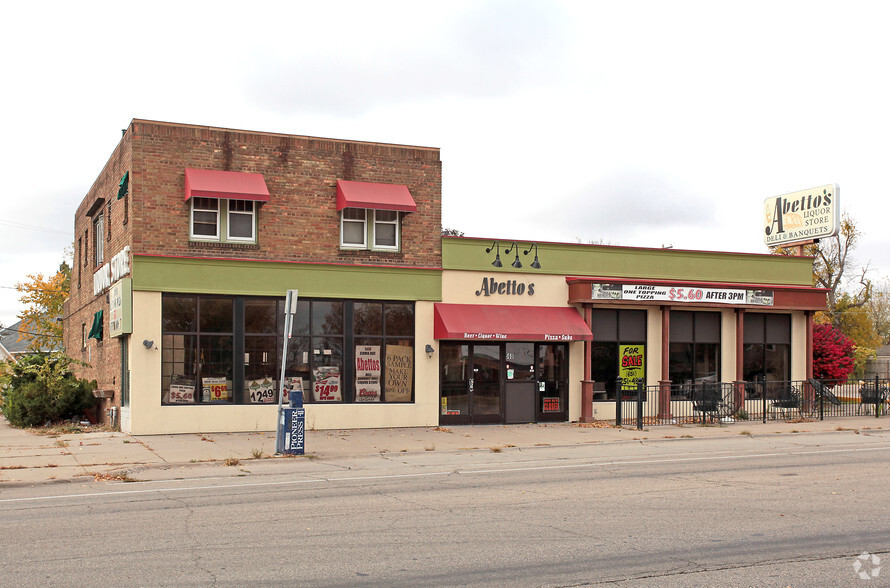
[440,343,502,424]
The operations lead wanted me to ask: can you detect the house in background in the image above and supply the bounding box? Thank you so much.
[0,321,60,363]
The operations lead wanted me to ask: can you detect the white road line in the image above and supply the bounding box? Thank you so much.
[2,444,889,504]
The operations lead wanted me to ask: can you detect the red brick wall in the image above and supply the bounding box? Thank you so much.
[63,128,135,425]
[130,120,442,267]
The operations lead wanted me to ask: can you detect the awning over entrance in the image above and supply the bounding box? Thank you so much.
[336,180,417,212]
[184,168,270,202]
[433,303,593,342]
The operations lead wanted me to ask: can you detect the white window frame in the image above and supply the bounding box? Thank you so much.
[227,200,256,242]
[94,213,105,266]
[190,197,220,240]
[340,208,368,249]
[372,210,400,250]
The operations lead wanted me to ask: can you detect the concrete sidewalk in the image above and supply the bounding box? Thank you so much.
[1,414,887,486]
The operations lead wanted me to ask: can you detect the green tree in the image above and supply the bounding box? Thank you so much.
[0,353,96,428]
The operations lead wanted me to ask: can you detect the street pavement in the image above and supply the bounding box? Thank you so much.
[1,413,886,487]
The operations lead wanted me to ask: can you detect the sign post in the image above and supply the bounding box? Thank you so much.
[275,290,305,455]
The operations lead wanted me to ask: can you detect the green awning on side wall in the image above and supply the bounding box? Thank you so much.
[88,310,103,341]
[117,171,129,200]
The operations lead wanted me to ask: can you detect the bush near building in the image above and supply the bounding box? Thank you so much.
[0,353,96,428]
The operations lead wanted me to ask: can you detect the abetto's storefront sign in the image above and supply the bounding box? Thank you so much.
[592,283,774,306]
[763,184,840,247]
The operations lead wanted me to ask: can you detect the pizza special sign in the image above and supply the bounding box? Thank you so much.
[592,283,774,306]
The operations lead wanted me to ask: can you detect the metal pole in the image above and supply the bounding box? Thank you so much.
[615,377,623,427]
[636,379,644,430]
[275,290,298,454]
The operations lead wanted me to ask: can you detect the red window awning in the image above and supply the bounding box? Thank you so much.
[336,180,417,212]
[433,303,593,341]
[184,168,270,202]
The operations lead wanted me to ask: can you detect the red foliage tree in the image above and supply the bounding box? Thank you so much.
[812,322,855,382]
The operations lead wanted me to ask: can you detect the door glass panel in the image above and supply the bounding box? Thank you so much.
[472,345,501,415]
[538,344,567,414]
[505,343,534,381]
[440,343,469,417]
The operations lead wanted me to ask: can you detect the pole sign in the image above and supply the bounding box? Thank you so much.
[763,184,840,247]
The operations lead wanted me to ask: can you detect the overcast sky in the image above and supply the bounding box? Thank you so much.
[2,1,889,328]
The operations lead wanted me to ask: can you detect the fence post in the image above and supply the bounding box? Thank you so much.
[762,378,767,423]
[636,379,644,430]
[615,377,623,427]
[876,374,881,419]
[819,379,824,421]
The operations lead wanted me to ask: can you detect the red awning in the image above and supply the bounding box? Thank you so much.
[336,180,417,212]
[184,168,270,202]
[433,304,592,341]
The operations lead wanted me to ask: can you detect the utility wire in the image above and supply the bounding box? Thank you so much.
[0,219,69,235]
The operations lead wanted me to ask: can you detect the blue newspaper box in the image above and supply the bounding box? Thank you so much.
[277,407,305,455]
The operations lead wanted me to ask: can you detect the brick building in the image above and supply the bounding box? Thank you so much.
[64,119,827,434]
[64,119,442,433]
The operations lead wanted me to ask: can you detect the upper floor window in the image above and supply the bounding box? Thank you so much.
[373,210,399,250]
[191,197,219,239]
[335,180,415,253]
[94,213,105,266]
[228,200,256,241]
[341,209,401,251]
[191,198,257,243]
[341,209,368,248]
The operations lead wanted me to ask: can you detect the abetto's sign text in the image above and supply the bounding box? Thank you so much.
[763,184,839,247]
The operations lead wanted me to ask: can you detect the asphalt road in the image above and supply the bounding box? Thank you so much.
[1,431,888,587]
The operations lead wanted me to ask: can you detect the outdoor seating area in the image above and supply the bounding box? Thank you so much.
[615,377,890,429]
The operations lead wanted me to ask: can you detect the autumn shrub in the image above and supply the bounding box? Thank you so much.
[0,353,96,428]
[812,322,855,383]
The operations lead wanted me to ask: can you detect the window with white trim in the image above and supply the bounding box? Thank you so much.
[373,210,399,250]
[227,200,255,241]
[341,208,367,248]
[94,213,105,266]
[191,197,219,239]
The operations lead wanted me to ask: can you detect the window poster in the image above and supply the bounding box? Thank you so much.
[283,376,304,405]
[312,366,342,402]
[385,344,413,402]
[202,376,229,403]
[355,345,381,402]
[247,377,276,403]
[619,345,645,384]
[169,379,196,404]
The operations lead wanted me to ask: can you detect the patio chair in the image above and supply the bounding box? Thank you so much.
[692,383,722,423]
[857,383,888,415]
[771,386,801,419]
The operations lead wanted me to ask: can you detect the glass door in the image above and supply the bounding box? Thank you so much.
[440,343,502,424]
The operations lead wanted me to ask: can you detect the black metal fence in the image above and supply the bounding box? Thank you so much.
[615,376,890,429]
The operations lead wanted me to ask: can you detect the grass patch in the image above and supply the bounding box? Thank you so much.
[251,448,263,459]
[54,439,69,448]
[739,430,752,436]
[489,446,503,453]
[224,457,240,466]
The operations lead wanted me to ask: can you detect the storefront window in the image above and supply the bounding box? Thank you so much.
[161,295,414,406]
[589,309,646,399]
[743,313,791,399]
[669,311,720,398]
[161,295,234,404]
